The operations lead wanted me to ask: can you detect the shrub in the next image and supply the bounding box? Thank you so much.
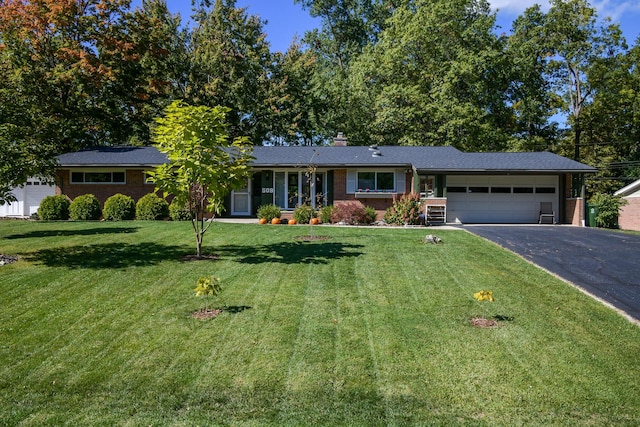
[169,199,193,221]
[38,195,70,220]
[589,193,627,229]
[257,204,281,222]
[384,193,423,225]
[103,193,135,221]
[292,204,316,224]
[319,205,335,224]
[69,194,101,220]
[331,201,375,225]
[136,193,169,220]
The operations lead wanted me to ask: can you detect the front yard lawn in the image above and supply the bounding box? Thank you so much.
[1,221,639,426]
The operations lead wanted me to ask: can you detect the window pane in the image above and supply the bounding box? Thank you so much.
[112,172,125,183]
[535,187,555,194]
[357,172,375,191]
[513,187,534,194]
[288,172,299,208]
[468,187,489,193]
[447,186,466,193]
[275,172,285,208]
[491,187,511,193]
[85,172,111,183]
[71,172,84,183]
[377,172,394,191]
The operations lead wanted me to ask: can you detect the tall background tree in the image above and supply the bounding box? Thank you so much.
[188,0,273,144]
[0,0,182,196]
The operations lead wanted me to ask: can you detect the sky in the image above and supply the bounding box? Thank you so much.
[150,0,640,52]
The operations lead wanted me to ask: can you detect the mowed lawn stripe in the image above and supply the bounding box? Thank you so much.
[1,222,640,425]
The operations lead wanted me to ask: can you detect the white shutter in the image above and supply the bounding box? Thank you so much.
[347,170,357,193]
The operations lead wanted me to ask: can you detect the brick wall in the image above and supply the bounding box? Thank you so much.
[56,169,157,206]
[618,197,640,231]
[564,198,584,226]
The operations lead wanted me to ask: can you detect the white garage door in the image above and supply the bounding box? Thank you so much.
[446,175,558,224]
[0,179,55,218]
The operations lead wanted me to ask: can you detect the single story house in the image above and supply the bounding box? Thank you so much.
[0,178,55,218]
[54,143,596,225]
[614,179,640,231]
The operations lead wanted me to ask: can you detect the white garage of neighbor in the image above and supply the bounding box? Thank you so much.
[446,175,558,224]
[0,178,56,218]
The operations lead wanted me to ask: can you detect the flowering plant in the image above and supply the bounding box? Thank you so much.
[473,290,494,319]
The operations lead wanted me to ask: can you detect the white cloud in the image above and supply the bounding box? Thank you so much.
[593,1,640,21]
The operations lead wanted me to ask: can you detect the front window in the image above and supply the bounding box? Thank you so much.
[273,171,325,209]
[357,171,395,192]
[71,171,126,184]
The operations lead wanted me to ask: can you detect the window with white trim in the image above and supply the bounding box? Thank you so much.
[357,171,395,192]
[71,171,126,184]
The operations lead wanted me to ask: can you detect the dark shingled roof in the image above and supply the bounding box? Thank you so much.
[56,146,169,167]
[57,145,597,173]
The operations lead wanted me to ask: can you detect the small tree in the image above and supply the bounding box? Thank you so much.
[148,101,253,257]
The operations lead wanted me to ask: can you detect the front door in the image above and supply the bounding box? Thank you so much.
[231,179,251,216]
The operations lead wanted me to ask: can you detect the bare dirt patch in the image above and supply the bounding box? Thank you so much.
[470,317,499,328]
[191,308,223,320]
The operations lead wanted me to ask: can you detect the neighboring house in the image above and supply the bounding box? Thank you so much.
[55,144,596,225]
[0,178,56,218]
[614,179,640,231]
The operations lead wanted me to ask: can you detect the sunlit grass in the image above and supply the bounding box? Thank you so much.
[1,220,639,425]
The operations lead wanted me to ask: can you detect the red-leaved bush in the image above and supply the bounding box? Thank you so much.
[331,201,376,225]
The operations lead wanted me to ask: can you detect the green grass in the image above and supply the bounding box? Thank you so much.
[1,220,639,426]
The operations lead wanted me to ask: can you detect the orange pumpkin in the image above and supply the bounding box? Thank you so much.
[259,218,268,224]
[288,219,297,225]
[271,217,281,225]
[309,217,320,225]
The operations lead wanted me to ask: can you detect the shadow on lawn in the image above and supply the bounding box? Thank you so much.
[217,241,364,265]
[24,242,191,269]
[5,226,139,240]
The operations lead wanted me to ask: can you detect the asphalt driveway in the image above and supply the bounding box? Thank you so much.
[465,225,640,322]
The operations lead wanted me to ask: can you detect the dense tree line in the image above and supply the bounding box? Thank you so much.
[1,0,639,201]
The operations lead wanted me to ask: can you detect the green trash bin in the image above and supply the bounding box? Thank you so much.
[588,204,599,227]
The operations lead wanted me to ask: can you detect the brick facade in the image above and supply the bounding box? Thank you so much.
[564,198,584,226]
[56,169,157,206]
[618,197,640,231]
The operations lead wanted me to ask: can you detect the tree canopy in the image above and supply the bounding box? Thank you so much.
[2,0,640,196]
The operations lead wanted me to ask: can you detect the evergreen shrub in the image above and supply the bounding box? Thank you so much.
[103,193,135,221]
[38,195,70,220]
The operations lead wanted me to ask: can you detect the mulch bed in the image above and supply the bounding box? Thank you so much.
[0,254,18,266]
[470,317,499,328]
[191,308,223,320]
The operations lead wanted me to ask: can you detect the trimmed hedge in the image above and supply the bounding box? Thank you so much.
[169,199,193,221]
[38,195,70,220]
[103,194,136,221]
[136,193,169,220]
[292,204,316,224]
[69,194,102,220]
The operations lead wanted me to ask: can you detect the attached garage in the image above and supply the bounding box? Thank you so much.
[446,175,559,224]
[0,178,56,218]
